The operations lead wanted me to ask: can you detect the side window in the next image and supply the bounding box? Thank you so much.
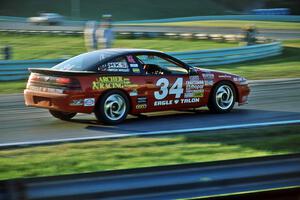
[136,54,188,75]
[125,55,142,74]
[97,55,142,74]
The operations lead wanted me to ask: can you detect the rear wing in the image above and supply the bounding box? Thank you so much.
[29,68,97,76]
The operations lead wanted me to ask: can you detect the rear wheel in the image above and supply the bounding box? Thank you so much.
[208,82,236,113]
[95,90,129,125]
[49,110,77,121]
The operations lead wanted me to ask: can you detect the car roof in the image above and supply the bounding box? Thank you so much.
[89,48,164,57]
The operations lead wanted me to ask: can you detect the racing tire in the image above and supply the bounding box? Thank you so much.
[49,110,77,120]
[208,82,236,113]
[95,90,129,125]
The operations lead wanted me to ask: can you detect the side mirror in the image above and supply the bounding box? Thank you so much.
[189,67,198,75]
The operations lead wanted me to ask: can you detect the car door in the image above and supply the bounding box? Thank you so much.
[135,53,204,112]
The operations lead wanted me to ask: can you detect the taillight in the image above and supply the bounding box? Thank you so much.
[56,77,81,91]
[56,77,72,85]
[28,73,81,92]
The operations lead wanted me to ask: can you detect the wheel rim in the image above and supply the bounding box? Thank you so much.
[104,94,126,121]
[216,85,234,110]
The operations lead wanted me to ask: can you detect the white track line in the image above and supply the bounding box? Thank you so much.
[1,119,300,148]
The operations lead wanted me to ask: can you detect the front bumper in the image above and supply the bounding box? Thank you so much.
[237,84,250,105]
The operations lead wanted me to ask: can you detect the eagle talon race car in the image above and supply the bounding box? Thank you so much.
[24,49,250,125]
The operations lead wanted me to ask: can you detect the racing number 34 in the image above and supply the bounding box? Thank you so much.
[154,78,183,100]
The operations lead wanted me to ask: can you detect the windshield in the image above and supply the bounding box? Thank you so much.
[52,51,114,71]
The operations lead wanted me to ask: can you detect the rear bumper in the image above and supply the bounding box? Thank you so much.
[24,89,94,113]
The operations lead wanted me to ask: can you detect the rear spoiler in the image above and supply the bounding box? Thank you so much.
[29,68,97,76]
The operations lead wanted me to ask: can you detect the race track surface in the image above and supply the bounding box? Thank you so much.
[0,79,299,146]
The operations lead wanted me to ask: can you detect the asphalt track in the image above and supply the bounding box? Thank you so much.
[0,78,299,147]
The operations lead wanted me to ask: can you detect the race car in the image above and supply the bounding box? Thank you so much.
[24,49,250,124]
[27,13,64,25]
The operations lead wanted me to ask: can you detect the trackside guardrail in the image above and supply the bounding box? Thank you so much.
[1,15,300,23]
[0,42,282,81]
[119,15,300,23]
[172,42,281,66]
[1,154,300,200]
[0,59,65,81]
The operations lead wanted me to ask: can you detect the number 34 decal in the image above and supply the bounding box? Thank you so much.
[154,78,183,100]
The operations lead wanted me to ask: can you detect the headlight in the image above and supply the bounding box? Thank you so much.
[239,77,248,85]
[234,77,248,85]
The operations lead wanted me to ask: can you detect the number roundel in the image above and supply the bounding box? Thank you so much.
[154,78,183,100]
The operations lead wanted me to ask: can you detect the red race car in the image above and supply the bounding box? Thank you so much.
[24,49,250,124]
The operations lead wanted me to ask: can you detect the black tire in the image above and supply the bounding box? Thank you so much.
[95,90,129,125]
[208,82,236,113]
[49,110,77,121]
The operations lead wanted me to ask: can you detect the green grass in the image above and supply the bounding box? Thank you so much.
[0,125,299,180]
[0,33,237,60]
[0,81,26,94]
[132,20,300,30]
[206,39,300,80]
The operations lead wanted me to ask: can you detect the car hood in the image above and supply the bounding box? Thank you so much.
[195,67,239,77]
[194,67,248,85]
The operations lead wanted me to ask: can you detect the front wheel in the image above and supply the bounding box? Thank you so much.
[49,110,77,120]
[94,90,129,125]
[208,82,236,113]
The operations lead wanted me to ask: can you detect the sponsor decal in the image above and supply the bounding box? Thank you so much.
[127,55,136,63]
[154,100,173,106]
[92,76,137,90]
[136,104,147,109]
[70,99,83,106]
[129,90,138,96]
[137,97,147,104]
[184,90,204,98]
[180,98,200,104]
[219,74,232,79]
[192,91,204,98]
[130,64,139,68]
[84,98,95,107]
[154,98,200,106]
[203,73,214,79]
[185,76,204,98]
[132,68,140,73]
[204,80,214,86]
[106,61,130,72]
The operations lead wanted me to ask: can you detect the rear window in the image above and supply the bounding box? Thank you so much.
[52,51,114,71]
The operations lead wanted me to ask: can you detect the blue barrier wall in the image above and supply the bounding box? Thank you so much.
[0,42,282,81]
[0,59,65,81]
[118,15,300,24]
[252,8,290,15]
[1,15,300,24]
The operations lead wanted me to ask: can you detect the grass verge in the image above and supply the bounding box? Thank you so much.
[0,125,300,180]
[0,81,26,94]
[206,39,300,80]
[0,33,237,60]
